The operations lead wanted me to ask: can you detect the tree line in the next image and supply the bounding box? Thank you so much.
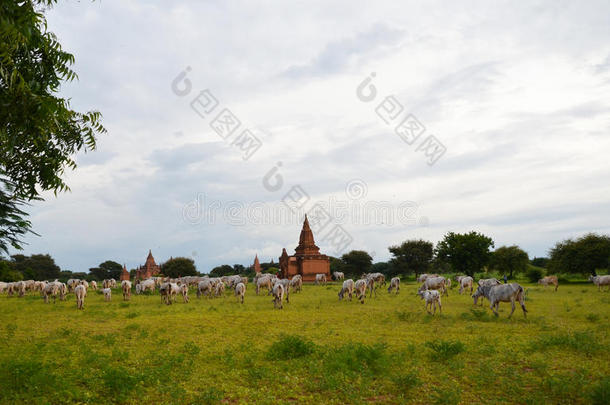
[331,231,610,279]
[1,231,608,282]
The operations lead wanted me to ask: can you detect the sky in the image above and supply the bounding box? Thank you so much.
[14,0,610,272]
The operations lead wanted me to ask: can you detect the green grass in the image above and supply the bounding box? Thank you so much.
[0,282,608,404]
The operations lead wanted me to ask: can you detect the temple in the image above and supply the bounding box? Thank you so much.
[135,250,161,280]
[279,215,330,282]
[120,264,130,281]
[253,254,261,274]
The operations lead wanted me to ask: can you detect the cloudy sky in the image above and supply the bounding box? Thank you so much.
[15,0,610,272]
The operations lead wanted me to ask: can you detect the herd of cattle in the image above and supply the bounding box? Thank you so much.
[1,272,609,316]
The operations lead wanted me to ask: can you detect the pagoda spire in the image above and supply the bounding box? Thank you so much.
[253,254,261,273]
[295,215,320,255]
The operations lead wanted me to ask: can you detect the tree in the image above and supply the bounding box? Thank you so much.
[11,253,60,280]
[0,0,106,251]
[435,231,494,276]
[388,239,433,275]
[89,260,122,280]
[162,257,197,278]
[0,260,22,281]
[531,257,549,268]
[491,245,529,278]
[210,264,234,277]
[548,233,610,276]
[371,261,395,277]
[340,250,373,277]
[233,264,245,274]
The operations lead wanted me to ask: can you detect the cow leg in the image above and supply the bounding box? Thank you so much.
[508,299,516,318]
[491,301,498,316]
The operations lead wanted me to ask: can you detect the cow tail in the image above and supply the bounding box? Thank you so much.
[518,286,527,312]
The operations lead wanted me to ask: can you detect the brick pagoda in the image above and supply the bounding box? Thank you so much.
[279,215,330,282]
[253,254,261,274]
[135,250,161,280]
[120,264,130,281]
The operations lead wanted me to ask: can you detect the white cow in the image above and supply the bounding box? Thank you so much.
[338,279,355,301]
[387,277,400,294]
[272,283,284,309]
[417,273,439,283]
[419,276,448,296]
[42,283,59,303]
[459,276,474,294]
[478,278,501,287]
[418,289,441,314]
[90,280,98,290]
[589,275,610,291]
[74,284,86,310]
[214,281,225,298]
[315,274,327,285]
[333,272,345,281]
[256,275,273,295]
[121,280,132,301]
[179,283,189,303]
[139,278,156,294]
[234,282,246,304]
[290,275,302,292]
[197,279,213,298]
[473,283,527,318]
[354,279,367,304]
[103,288,112,301]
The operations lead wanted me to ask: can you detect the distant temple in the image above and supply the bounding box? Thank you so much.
[120,264,130,281]
[253,254,261,274]
[279,215,330,282]
[135,250,161,280]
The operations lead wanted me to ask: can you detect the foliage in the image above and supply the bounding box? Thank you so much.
[266,335,316,360]
[209,264,234,277]
[531,257,549,268]
[10,253,60,280]
[0,260,22,281]
[425,340,465,361]
[0,0,106,251]
[435,231,494,276]
[0,180,39,254]
[388,239,433,275]
[89,260,122,280]
[371,261,394,277]
[548,233,610,276]
[329,256,344,275]
[526,265,545,283]
[491,245,529,278]
[162,257,197,278]
[589,377,610,405]
[340,250,373,276]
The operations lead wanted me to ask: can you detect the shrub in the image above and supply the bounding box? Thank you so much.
[530,331,601,353]
[323,342,389,376]
[589,377,610,405]
[266,335,316,360]
[526,266,545,283]
[585,314,600,323]
[425,340,465,361]
[393,371,420,393]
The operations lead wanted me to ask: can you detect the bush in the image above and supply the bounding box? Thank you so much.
[266,335,316,360]
[323,343,389,376]
[590,377,610,405]
[526,266,545,283]
[425,340,465,361]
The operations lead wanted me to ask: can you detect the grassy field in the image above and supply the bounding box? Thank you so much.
[0,280,609,404]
